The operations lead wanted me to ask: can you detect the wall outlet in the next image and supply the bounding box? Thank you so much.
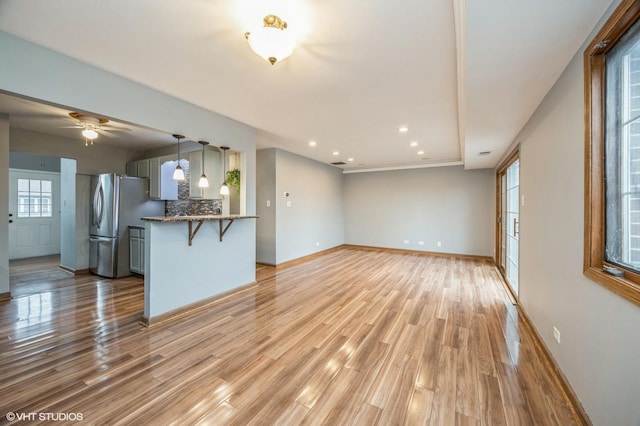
[553,326,561,344]
[403,240,410,244]
[418,241,424,246]
[437,241,442,247]
[266,200,271,207]
[286,200,292,208]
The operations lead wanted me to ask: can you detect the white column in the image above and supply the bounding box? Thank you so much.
[0,114,10,297]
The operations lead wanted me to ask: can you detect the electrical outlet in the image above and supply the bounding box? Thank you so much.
[553,327,561,344]
[286,200,292,208]
[437,241,442,247]
[266,200,271,207]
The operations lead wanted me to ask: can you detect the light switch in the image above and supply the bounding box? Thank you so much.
[286,200,292,208]
[266,200,271,207]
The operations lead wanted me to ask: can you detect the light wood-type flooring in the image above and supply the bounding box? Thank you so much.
[1,248,581,425]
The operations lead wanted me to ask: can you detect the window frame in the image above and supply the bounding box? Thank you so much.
[585,0,640,306]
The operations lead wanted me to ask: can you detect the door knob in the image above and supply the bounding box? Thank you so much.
[9,220,13,223]
[8,213,12,217]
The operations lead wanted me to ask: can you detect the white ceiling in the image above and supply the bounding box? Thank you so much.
[0,0,613,171]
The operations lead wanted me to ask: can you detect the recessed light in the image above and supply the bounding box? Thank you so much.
[309,141,317,147]
[417,150,425,155]
[410,141,418,147]
[347,157,354,162]
[398,126,409,133]
[332,151,340,156]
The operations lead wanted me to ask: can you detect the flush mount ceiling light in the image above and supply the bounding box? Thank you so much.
[198,141,210,188]
[172,134,185,181]
[245,14,295,65]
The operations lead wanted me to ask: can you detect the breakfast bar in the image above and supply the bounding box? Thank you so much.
[140,214,258,325]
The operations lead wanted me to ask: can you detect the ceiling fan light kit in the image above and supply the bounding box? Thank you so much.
[245,14,295,65]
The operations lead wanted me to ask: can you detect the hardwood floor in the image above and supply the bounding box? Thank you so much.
[1,248,581,425]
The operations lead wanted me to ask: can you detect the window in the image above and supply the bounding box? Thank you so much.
[585,0,640,306]
[17,178,53,218]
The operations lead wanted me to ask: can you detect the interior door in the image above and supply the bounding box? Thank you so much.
[8,169,61,259]
[497,155,520,297]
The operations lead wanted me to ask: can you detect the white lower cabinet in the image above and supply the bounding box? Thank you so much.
[129,227,145,275]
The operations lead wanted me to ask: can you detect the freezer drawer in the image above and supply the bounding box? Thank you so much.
[89,236,118,278]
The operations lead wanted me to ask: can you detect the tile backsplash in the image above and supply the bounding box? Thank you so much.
[165,160,222,216]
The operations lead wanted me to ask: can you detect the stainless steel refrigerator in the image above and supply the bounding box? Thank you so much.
[89,173,164,278]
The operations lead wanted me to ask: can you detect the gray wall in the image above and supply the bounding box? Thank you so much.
[256,149,276,264]
[275,149,344,264]
[256,148,344,265]
[0,31,257,292]
[513,2,640,424]
[10,128,138,175]
[60,158,76,271]
[0,115,9,295]
[344,166,494,256]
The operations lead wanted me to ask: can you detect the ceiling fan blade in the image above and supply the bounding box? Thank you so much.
[96,129,117,138]
[102,124,132,132]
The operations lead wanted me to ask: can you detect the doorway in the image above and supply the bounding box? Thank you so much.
[8,169,61,259]
[496,150,520,297]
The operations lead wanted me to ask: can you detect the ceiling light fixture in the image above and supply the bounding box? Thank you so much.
[172,134,185,181]
[417,150,425,155]
[245,15,295,65]
[309,141,317,147]
[398,126,409,133]
[220,146,230,196]
[410,141,418,147]
[82,128,98,140]
[348,158,354,162]
[332,151,340,156]
[198,141,210,188]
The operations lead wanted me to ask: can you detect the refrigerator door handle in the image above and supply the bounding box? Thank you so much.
[90,236,112,243]
[93,180,105,227]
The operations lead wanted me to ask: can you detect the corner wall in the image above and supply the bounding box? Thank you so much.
[513,2,640,423]
[344,166,494,256]
[0,115,9,296]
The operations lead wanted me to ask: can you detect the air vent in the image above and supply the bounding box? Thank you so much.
[331,161,347,166]
[478,151,491,156]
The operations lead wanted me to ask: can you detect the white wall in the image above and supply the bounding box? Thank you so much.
[344,166,495,256]
[514,2,640,423]
[274,149,344,264]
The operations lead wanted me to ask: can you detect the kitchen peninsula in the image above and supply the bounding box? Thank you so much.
[141,214,258,325]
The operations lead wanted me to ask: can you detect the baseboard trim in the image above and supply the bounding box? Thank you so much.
[517,301,591,425]
[343,244,494,262]
[140,281,258,328]
[0,292,11,302]
[258,245,346,270]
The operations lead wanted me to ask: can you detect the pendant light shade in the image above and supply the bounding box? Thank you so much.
[198,141,210,188]
[172,134,185,181]
[220,146,230,195]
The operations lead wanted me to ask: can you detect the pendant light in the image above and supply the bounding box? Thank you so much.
[220,146,230,196]
[198,141,210,188]
[172,134,185,181]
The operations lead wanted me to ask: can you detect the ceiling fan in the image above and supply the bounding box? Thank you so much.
[66,112,131,145]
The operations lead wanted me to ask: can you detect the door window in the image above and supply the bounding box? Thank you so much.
[17,178,53,218]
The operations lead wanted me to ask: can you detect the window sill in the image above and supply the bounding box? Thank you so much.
[584,266,640,306]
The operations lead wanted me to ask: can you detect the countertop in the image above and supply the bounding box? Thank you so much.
[141,214,258,223]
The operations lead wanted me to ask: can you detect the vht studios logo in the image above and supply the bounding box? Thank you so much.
[5,412,84,422]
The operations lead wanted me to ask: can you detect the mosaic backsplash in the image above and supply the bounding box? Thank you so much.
[165,161,222,216]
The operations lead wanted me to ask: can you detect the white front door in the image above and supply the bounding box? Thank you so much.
[8,169,61,259]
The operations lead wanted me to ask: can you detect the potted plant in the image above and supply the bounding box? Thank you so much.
[225,169,240,192]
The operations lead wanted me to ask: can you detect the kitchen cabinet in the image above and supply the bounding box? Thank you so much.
[129,227,145,275]
[189,148,221,199]
[126,159,151,178]
[149,156,179,200]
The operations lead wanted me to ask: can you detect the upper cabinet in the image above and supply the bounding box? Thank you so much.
[149,156,179,200]
[188,148,221,199]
